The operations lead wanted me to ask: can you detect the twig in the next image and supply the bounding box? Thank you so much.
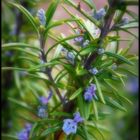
[39,36,65,105]
[84,0,119,69]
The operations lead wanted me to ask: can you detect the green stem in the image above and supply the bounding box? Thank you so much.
[124,0,138,6]
[39,34,65,105]
[84,0,118,69]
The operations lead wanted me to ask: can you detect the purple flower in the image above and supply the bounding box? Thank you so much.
[19,71,28,77]
[17,129,29,140]
[25,123,32,133]
[84,84,97,102]
[73,112,84,123]
[37,9,46,25]
[74,36,84,43]
[5,51,13,57]
[126,77,138,94]
[40,60,46,72]
[61,47,67,52]
[93,8,106,20]
[66,52,75,64]
[97,48,104,55]
[39,91,53,105]
[89,67,99,75]
[17,123,32,140]
[121,17,129,25]
[39,96,49,105]
[111,63,117,70]
[37,106,47,118]
[62,119,77,135]
[74,29,84,44]
[82,40,90,47]
[62,112,83,135]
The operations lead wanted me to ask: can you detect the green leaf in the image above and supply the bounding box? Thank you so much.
[2,67,27,71]
[118,67,138,76]
[105,97,127,112]
[45,0,60,26]
[8,97,34,112]
[63,0,100,27]
[50,111,71,117]
[27,61,59,72]
[69,88,83,100]
[119,28,138,39]
[120,22,138,29]
[83,0,96,9]
[94,76,106,104]
[8,2,39,35]
[126,10,138,20]
[17,113,35,123]
[46,34,81,57]
[53,44,63,58]
[2,43,41,51]
[77,94,91,120]
[17,56,39,65]
[104,51,134,65]
[82,125,91,140]
[92,100,98,120]
[41,124,62,137]
[44,18,78,34]
[86,121,110,132]
[55,70,68,83]
[29,123,39,138]
[90,112,111,120]
[2,46,38,57]
[79,46,96,55]
[2,134,18,140]
[14,71,24,98]
[120,38,135,55]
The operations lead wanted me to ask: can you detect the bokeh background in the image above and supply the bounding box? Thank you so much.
[2,0,139,140]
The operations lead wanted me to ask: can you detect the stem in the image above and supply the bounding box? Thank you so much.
[84,0,119,69]
[39,36,65,105]
[123,0,138,6]
[116,31,119,53]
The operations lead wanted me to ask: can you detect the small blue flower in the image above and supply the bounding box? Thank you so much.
[74,36,84,43]
[121,17,129,25]
[40,60,46,72]
[17,123,32,140]
[17,129,29,140]
[97,48,104,55]
[5,51,13,57]
[39,91,53,105]
[89,67,99,75]
[93,8,106,20]
[82,40,90,47]
[37,9,46,25]
[25,123,32,133]
[19,71,28,77]
[74,29,84,44]
[62,112,83,135]
[73,112,84,123]
[62,119,77,135]
[84,84,97,102]
[126,77,138,94]
[37,106,47,118]
[111,63,117,70]
[61,47,67,52]
[66,52,75,64]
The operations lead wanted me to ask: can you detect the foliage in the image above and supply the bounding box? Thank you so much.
[2,0,138,140]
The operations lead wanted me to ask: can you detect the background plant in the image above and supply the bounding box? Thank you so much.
[2,0,138,140]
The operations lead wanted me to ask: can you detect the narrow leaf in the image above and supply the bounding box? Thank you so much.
[69,88,83,100]
[94,76,106,104]
[104,51,134,65]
